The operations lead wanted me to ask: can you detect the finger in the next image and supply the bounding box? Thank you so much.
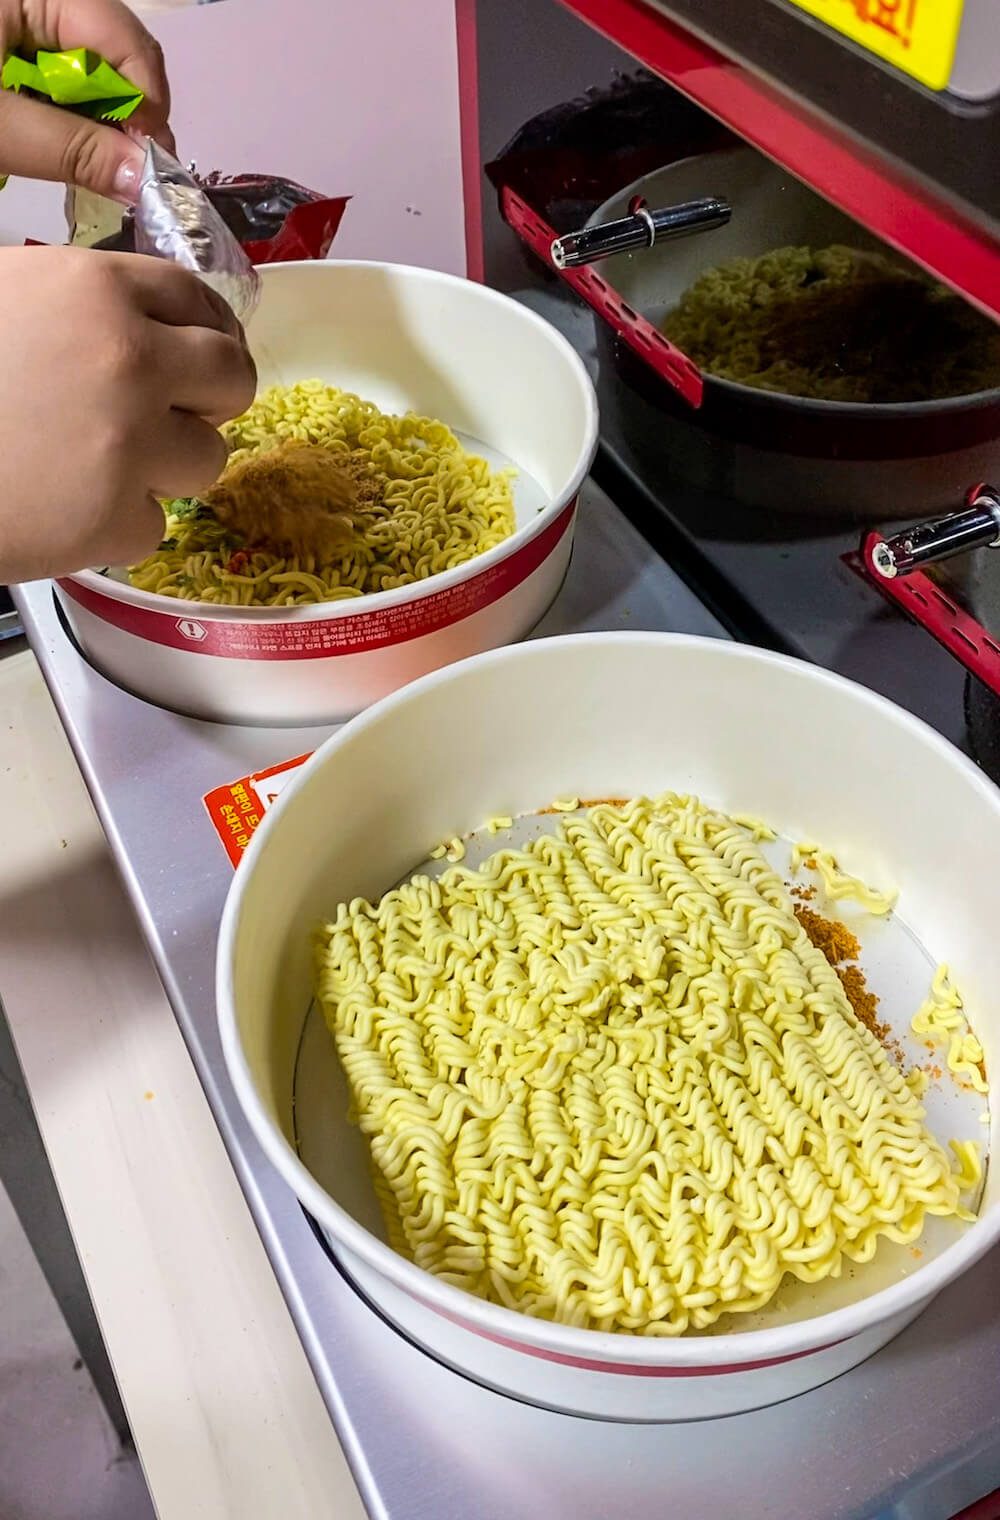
[0,88,146,202]
[89,492,168,570]
[148,412,229,501]
[113,254,246,342]
[40,0,171,138]
[156,326,257,426]
[125,118,176,157]
[128,104,175,157]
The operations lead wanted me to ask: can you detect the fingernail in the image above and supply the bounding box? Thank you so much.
[112,150,143,205]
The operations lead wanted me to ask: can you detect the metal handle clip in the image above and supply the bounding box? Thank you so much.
[871,484,1000,579]
[550,195,731,270]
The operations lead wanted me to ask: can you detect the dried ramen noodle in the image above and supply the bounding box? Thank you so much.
[128,382,516,606]
[315,794,978,1336]
[660,244,1000,404]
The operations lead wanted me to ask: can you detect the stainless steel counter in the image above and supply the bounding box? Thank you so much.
[16,481,1000,1520]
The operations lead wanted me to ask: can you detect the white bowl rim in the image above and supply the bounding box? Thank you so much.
[69,259,599,625]
[217,631,1000,1365]
[590,147,1000,420]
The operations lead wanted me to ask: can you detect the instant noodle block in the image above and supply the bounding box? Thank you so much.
[218,634,1000,1420]
[54,262,597,725]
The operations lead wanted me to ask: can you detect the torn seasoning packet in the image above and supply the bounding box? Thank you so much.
[73,173,350,267]
[132,139,261,325]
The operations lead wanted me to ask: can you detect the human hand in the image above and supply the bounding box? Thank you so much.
[0,0,173,202]
[0,245,257,583]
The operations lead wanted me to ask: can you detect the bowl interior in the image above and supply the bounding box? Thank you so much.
[590,147,1000,415]
[248,261,592,500]
[102,260,595,592]
[292,812,987,1334]
[224,635,1000,1342]
[590,146,903,334]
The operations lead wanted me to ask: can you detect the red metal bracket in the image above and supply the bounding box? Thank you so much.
[500,185,703,409]
[847,533,1000,697]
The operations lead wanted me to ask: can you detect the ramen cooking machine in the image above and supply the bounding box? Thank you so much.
[466,0,1000,1508]
[544,0,1000,314]
[470,0,1000,740]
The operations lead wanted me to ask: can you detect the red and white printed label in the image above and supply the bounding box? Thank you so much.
[58,502,575,661]
[203,753,311,866]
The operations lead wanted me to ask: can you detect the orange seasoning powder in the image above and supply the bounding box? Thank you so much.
[793,901,903,1063]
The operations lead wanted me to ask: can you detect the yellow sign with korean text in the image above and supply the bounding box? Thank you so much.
[783,0,964,90]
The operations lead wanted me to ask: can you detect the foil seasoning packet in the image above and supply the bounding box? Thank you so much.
[133,139,261,325]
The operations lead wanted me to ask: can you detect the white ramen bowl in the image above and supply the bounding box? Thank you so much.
[55,262,597,725]
[218,634,1000,1420]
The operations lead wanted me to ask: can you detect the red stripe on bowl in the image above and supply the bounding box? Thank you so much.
[57,502,576,661]
[428,1299,842,1376]
[950,1488,1000,1520]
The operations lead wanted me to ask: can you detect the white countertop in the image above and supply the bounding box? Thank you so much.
[0,647,365,1519]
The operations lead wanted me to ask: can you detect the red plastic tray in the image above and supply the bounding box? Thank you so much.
[848,533,1000,698]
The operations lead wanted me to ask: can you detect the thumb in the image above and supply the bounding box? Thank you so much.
[0,89,145,204]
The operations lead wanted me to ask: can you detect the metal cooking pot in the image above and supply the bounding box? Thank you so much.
[588,148,1000,519]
